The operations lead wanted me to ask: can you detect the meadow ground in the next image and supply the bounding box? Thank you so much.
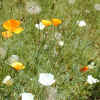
[0,0,100,100]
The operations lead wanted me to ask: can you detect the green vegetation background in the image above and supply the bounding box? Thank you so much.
[0,0,100,100]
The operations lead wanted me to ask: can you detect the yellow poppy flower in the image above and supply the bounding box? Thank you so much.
[11,61,25,71]
[41,20,52,27]
[2,19,23,38]
[13,27,24,34]
[51,18,62,26]
[2,31,13,38]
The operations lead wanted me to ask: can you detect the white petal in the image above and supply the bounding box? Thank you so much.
[68,0,76,4]
[38,73,55,86]
[7,55,19,65]
[94,4,100,11]
[87,75,99,84]
[58,40,64,47]
[25,1,41,14]
[21,93,34,100]
[77,20,86,27]
[55,32,62,40]
[0,47,7,58]
[35,22,45,30]
[2,75,11,84]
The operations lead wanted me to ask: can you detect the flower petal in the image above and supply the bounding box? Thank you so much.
[21,93,35,100]
[35,22,45,30]
[2,31,13,38]
[3,19,21,31]
[11,62,25,71]
[51,18,62,26]
[41,20,52,27]
[2,75,13,86]
[38,73,55,86]
[80,66,88,72]
[13,27,24,34]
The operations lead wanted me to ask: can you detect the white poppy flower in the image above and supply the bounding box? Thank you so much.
[55,32,62,40]
[7,55,19,65]
[35,22,45,30]
[94,4,100,11]
[38,73,55,86]
[21,93,34,100]
[25,1,41,15]
[2,75,13,86]
[58,40,64,47]
[88,62,96,69]
[88,65,96,69]
[68,0,76,4]
[87,75,99,84]
[77,20,86,27]
[0,47,7,58]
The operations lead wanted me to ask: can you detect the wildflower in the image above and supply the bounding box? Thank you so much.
[2,31,13,38]
[68,0,76,4]
[77,20,86,27]
[51,18,62,26]
[2,75,13,86]
[21,93,34,100]
[38,73,55,86]
[7,55,19,65]
[0,47,7,58]
[2,19,23,38]
[44,44,48,50]
[55,32,62,40]
[88,61,96,69]
[46,87,57,100]
[80,61,96,72]
[25,1,41,15]
[58,40,64,47]
[87,75,99,84]
[41,20,52,27]
[94,4,100,11]
[35,22,45,30]
[80,66,88,72]
[10,61,25,71]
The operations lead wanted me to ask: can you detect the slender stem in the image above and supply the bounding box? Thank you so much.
[0,0,3,9]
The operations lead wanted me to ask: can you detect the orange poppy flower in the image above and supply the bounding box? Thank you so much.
[2,19,23,38]
[51,18,62,26]
[3,19,21,32]
[80,66,89,72]
[11,61,25,71]
[41,20,52,27]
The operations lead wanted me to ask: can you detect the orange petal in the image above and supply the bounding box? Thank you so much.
[41,20,52,27]
[11,62,25,71]
[2,31,13,38]
[51,18,62,26]
[13,27,24,34]
[3,19,21,32]
[80,66,89,72]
